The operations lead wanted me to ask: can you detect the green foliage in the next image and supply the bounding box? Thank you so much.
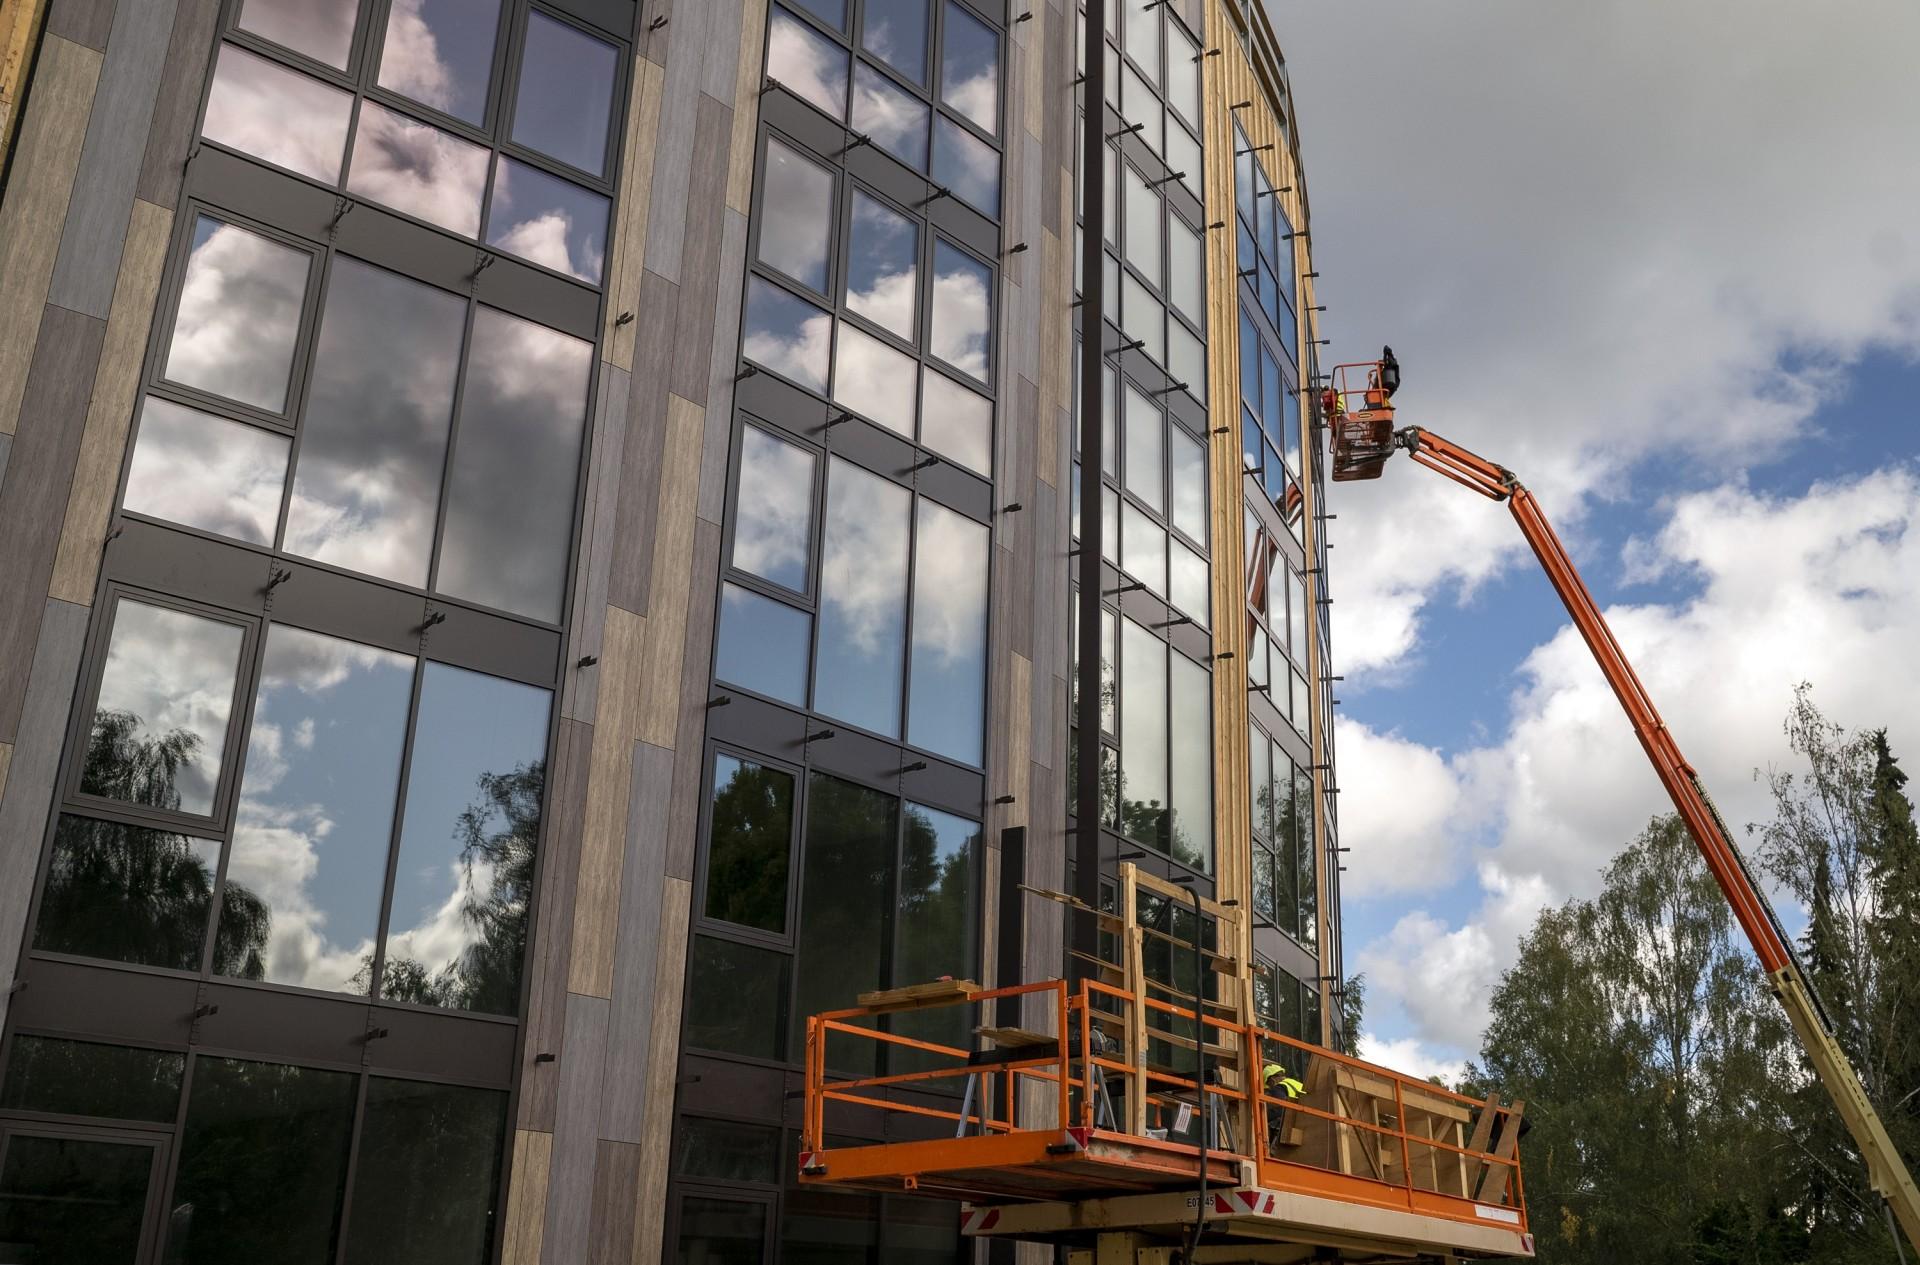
[1468,688,1920,1264]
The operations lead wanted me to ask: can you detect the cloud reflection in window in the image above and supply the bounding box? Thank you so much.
[930,240,990,382]
[939,1,998,134]
[486,157,608,284]
[907,499,987,764]
[742,277,831,392]
[769,7,849,120]
[932,115,998,215]
[376,0,501,125]
[346,100,489,237]
[757,138,835,293]
[164,217,310,414]
[815,458,910,737]
[122,398,289,545]
[853,63,929,171]
[833,321,916,437]
[202,43,352,182]
[732,425,816,591]
[236,0,357,69]
[919,371,991,477]
[846,191,918,339]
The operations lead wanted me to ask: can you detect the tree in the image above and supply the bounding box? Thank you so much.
[1338,973,1365,1058]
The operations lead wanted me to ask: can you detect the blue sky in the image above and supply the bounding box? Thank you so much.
[1273,0,1920,1078]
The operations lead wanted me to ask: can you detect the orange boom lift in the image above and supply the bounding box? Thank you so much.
[1325,353,1920,1255]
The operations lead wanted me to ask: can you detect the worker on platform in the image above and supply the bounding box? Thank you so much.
[1263,1061,1305,1154]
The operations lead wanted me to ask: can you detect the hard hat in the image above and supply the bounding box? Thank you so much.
[1263,1063,1286,1082]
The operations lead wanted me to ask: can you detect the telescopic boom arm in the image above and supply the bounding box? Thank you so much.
[1340,410,1920,1252]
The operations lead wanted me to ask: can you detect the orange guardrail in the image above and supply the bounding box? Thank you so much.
[801,978,1528,1236]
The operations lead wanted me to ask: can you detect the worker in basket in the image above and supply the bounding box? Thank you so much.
[1263,1061,1306,1153]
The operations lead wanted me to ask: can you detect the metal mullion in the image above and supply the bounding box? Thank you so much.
[329,1069,373,1265]
[363,653,433,1002]
[494,135,619,198]
[422,295,483,601]
[150,1046,200,1263]
[750,127,838,309]
[196,604,276,980]
[217,27,362,94]
[723,418,821,609]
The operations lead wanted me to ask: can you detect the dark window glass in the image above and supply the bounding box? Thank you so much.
[929,240,990,382]
[676,1195,767,1265]
[283,258,466,588]
[705,754,795,934]
[436,306,593,622]
[919,370,990,477]
[886,1197,965,1264]
[792,774,895,1070]
[34,815,221,970]
[376,0,502,125]
[674,1117,781,1184]
[0,1134,154,1264]
[80,600,243,817]
[164,216,309,414]
[1248,723,1271,839]
[852,62,928,170]
[863,0,928,84]
[1118,617,1166,850]
[939,1,998,134]
[814,459,910,738]
[783,1184,878,1264]
[1295,763,1317,947]
[931,115,997,215]
[788,0,845,27]
[486,157,610,283]
[685,936,788,1060]
[169,1058,356,1265]
[846,192,918,340]
[221,626,414,993]
[342,1078,507,1265]
[768,7,848,120]
[906,500,987,765]
[123,398,289,545]
[0,1036,184,1122]
[382,664,550,1014]
[345,100,490,237]
[203,44,353,182]
[891,804,977,1060]
[732,426,816,592]
[714,584,811,706]
[237,0,357,68]
[742,277,830,392]
[757,138,835,293]
[510,12,617,175]
[1168,650,1211,873]
[832,320,916,437]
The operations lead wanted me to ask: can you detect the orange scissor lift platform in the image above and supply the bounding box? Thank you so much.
[799,866,1534,1260]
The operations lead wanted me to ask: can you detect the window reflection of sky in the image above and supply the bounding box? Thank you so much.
[846,192,918,339]
[237,0,357,68]
[815,459,910,737]
[742,277,831,391]
[930,240,990,382]
[833,322,916,436]
[223,626,413,993]
[203,44,352,183]
[757,139,834,292]
[732,426,816,591]
[377,0,501,125]
[123,398,288,546]
[863,0,928,85]
[510,13,618,176]
[853,63,928,170]
[932,116,997,215]
[346,100,490,237]
[165,217,309,415]
[907,500,987,765]
[487,157,609,284]
[715,583,811,706]
[939,1,998,133]
[768,8,848,120]
[919,371,991,476]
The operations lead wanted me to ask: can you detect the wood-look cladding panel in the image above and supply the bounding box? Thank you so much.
[568,605,648,999]
[45,0,112,49]
[48,196,169,605]
[133,0,218,208]
[501,1128,553,1265]
[0,34,99,436]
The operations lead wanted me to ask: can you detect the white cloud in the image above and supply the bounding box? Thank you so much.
[1333,719,1470,894]
[1358,1035,1468,1090]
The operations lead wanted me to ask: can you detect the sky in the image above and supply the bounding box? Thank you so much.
[1270,0,1920,1082]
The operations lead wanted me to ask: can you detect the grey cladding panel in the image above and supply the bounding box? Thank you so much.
[668,94,733,405]
[641,39,702,282]
[138,0,230,207]
[46,0,116,50]
[519,718,593,1131]
[600,739,674,1140]
[0,307,106,743]
[663,518,720,881]
[563,365,632,724]
[48,0,179,318]
[606,273,677,615]
[541,993,610,1265]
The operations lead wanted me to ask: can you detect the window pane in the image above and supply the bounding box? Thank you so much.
[792,773,896,1068]
[343,1079,507,1265]
[1169,538,1208,626]
[1121,0,1159,78]
[685,935,788,1059]
[221,626,415,993]
[1101,607,1117,732]
[1166,26,1199,121]
[1169,426,1205,542]
[436,307,593,621]
[769,7,849,120]
[1119,617,1167,850]
[237,0,356,68]
[346,100,490,237]
[170,1059,355,1264]
[863,0,928,84]
[940,0,998,133]
[732,426,816,590]
[1120,501,1164,597]
[1288,565,1307,655]
[1121,270,1163,367]
[1167,121,1202,201]
[1169,319,1205,403]
[283,258,466,588]
[383,664,551,1014]
[758,138,834,293]
[1102,483,1119,564]
[34,815,220,969]
[814,459,910,737]
[715,583,812,705]
[377,0,501,124]
[919,370,991,476]
[907,500,988,765]
[1293,668,1311,733]
[1168,214,1202,321]
[1249,724,1271,839]
[486,157,609,283]
[81,600,242,816]
[853,62,929,170]
[790,0,844,28]
[675,1117,781,1184]
[893,804,978,1064]
[846,191,918,340]
[1169,650,1211,873]
[1121,382,1162,512]
[122,398,288,544]
[677,1196,768,1265]
[0,1036,183,1122]
[0,1135,153,1263]
[1122,163,1159,284]
[1120,62,1158,154]
[742,276,831,392]
[1296,760,1317,945]
[932,114,998,214]
[165,216,309,414]
[705,753,795,934]
[930,240,991,381]
[203,43,352,182]
[833,321,917,436]
[511,12,617,174]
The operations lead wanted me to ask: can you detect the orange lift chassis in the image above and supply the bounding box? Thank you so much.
[1325,356,1920,1254]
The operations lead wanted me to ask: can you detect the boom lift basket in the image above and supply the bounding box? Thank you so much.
[1324,359,1400,482]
